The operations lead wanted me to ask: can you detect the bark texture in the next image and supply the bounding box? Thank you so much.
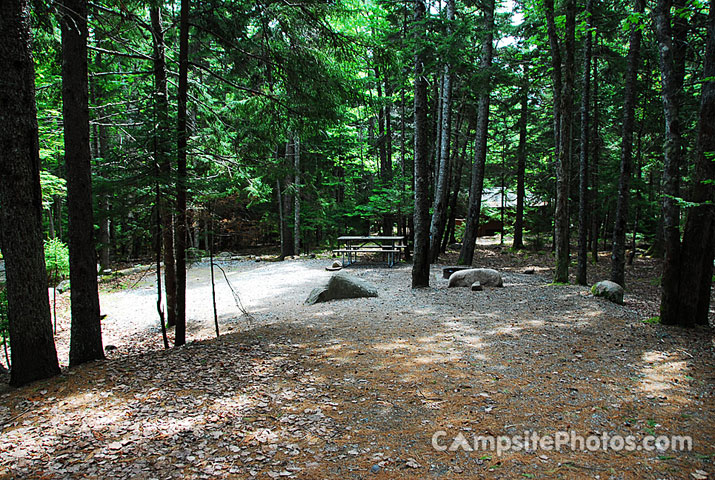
[590,38,601,263]
[175,0,189,345]
[577,2,593,285]
[674,5,714,326]
[150,5,177,328]
[62,0,105,366]
[551,0,576,283]
[412,0,430,288]
[294,136,301,255]
[653,0,686,325]
[0,0,61,386]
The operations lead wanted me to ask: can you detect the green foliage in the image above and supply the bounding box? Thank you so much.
[454,221,466,242]
[39,171,66,210]
[44,238,70,284]
[643,316,661,324]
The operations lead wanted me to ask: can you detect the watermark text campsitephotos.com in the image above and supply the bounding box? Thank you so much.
[432,430,693,456]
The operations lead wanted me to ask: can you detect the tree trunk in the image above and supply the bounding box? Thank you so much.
[412,0,430,288]
[458,0,495,266]
[576,2,593,285]
[653,0,686,325]
[294,135,301,255]
[590,36,600,263]
[428,0,455,262]
[513,82,528,250]
[443,108,470,252]
[276,172,285,245]
[175,0,189,345]
[62,0,104,366]
[0,0,61,386]
[98,196,111,270]
[150,5,177,328]
[154,164,169,349]
[610,0,644,287]
[550,0,576,283]
[677,5,714,326]
[545,0,563,162]
[281,141,295,258]
[384,80,394,235]
[90,51,111,272]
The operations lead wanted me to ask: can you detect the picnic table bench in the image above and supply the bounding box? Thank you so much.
[334,236,406,267]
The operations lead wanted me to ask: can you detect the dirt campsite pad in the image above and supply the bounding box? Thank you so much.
[0,248,712,479]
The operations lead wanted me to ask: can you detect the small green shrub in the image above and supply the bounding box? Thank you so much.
[643,316,661,324]
[454,222,466,243]
[187,247,207,260]
[44,238,70,285]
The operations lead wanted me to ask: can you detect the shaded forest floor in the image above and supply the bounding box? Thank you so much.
[0,246,713,479]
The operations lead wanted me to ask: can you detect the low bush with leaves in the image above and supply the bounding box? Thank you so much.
[44,238,70,285]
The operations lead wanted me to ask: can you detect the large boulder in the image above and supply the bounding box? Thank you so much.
[591,280,624,305]
[305,272,378,305]
[447,268,503,288]
[442,266,471,279]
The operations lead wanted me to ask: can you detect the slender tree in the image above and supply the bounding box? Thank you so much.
[513,80,528,250]
[611,0,644,287]
[545,0,563,163]
[576,0,593,285]
[548,0,576,283]
[0,0,61,386]
[175,0,189,346]
[429,0,455,262]
[590,35,601,263]
[443,108,470,251]
[150,5,177,327]
[62,0,104,365]
[294,135,301,255]
[458,0,496,266]
[412,0,430,288]
[280,140,294,258]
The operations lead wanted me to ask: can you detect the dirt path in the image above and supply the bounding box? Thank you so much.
[0,249,712,479]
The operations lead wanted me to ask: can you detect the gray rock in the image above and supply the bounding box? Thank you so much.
[56,279,71,294]
[305,272,378,305]
[471,281,483,291]
[216,252,232,259]
[591,280,624,305]
[332,260,342,268]
[370,465,380,474]
[448,268,503,288]
[442,266,470,279]
[524,268,535,274]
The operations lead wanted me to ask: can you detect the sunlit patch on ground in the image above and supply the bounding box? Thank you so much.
[0,248,712,479]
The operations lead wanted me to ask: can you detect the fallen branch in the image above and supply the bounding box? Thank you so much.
[212,262,254,327]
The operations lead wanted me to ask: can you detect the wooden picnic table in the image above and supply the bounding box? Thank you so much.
[334,236,406,267]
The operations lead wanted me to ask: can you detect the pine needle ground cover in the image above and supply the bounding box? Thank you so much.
[0,248,712,479]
